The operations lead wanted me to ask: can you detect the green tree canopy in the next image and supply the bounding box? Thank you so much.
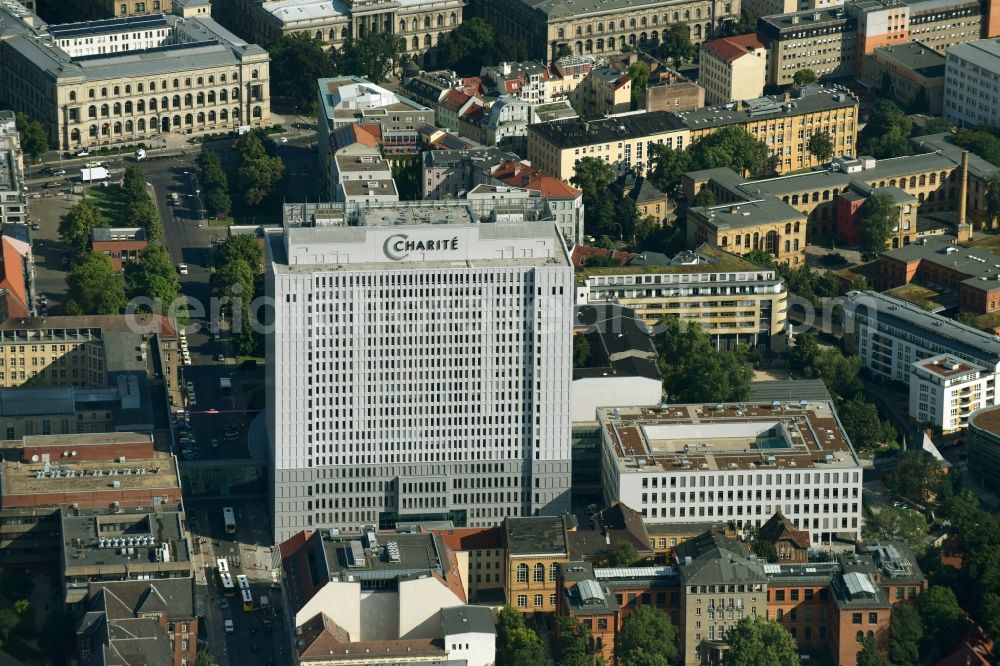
[67,251,127,315]
[840,398,897,452]
[647,143,691,196]
[122,164,147,200]
[693,187,717,207]
[125,195,163,241]
[891,450,946,504]
[920,586,967,660]
[15,112,48,162]
[857,635,890,666]
[889,602,923,666]
[615,605,678,666]
[59,199,107,254]
[653,318,753,403]
[214,234,263,273]
[689,126,770,177]
[234,131,285,206]
[609,540,639,566]
[199,150,229,191]
[659,24,695,63]
[331,30,406,84]
[952,128,1000,167]
[270,32,336,113]
[858,192,897,260]
[786,332,820,373]
[864,506,928,554]
[812,347,863,400]
[987,173,1000,228]
[125,244,180,312]
[858,100,913,159]
[792,69,818,85]
[722,616,799,666]
[573,334,592,366]
[496,606,550,666]
[807,131,834,163]
[554,615,597,666]
[628,61,651,102]
[437,18,528,74]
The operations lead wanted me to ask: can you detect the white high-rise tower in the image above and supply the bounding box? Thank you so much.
[265,204,573,542]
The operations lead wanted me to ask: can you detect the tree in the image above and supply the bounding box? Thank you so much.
[857,193,897,260]
[496,606,550,666]
[752,539,778,563]
[15,112,48,163]
[331,30,407,83]
[792,69,818,85]
[555,616,596,666]
[840,398,897,452]
[556,43,573,59]
[39,609,75,663]
[647,143,691,196]
[199,150,229,192]
[616,605,678,666]
[787,332,820,373]
[653,318,752,403]
[689,126,770,177]
[892,450,944,504]
[812,348,863,400]
[205,188,232,218]
[438,18,528,74]
[573,334,592,366]
[125,196,163,241]
[659,24,695,63]
[571,157,618,238]
[609,541,639,566]
[920,586,966,659]
[628,61,651,103]
[915,117,954,136]
[722,616,799,666]
[858,100,913,159]
[195,651,214,666]
[269,32,335,113]
[0,608,18,646]
[125,244,180,311]
[234,131,285,206]
[122,164,147,200]
[864,507,928,554]
[59,199,107,253]
[67,251,127,315]
[856,635,890,666]
[952,128,1000,167]
[807,131,835,163]
[987,173,1000,228]
[693,187,717,207]
[889,602,923,666]
[214,234,263,273]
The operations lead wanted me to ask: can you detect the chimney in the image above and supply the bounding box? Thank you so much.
[958,150,970,228]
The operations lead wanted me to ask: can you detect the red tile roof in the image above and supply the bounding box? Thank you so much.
[432,527,503,552]
[0,238,29,318]
[936,624,993,666]
[570,245,636,268]
[492,159,582,198]
[439,89,472,113]
[332,123,382,151]
[702,34,765,64]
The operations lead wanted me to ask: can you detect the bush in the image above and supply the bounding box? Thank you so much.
[820,252,848,267]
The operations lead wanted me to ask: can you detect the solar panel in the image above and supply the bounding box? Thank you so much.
[843,571,877,597]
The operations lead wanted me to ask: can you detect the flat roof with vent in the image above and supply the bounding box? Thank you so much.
[600,399,860,473]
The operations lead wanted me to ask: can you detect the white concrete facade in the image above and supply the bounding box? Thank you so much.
[0,111,27,227]
[910,354,996,433]
[266,217,574,542]
[945,39,1000,128]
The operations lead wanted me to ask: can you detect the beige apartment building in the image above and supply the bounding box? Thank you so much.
[474,0,741,62]
[527,112,690,182]
[34,0,172,21]
[575,244,788,350]
[0,6,270,151]
[676,86,858,174]
[699,34,767,105]
[575,66,632,116]
[758,8,860,86]
[687,197,809,265]
[215,0,464,64]
[861,42,945,114]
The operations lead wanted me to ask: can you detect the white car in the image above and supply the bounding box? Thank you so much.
[273,137,288,145]
[224,619,234,633]
[177,263,188,275]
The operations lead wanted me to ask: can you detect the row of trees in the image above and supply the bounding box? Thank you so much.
[570,158,662,248]
[210,235,263,355]
[198,150,231,219]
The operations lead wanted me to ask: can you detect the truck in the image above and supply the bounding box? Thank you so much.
[219,377,232,397]
[80,167,109,183]
[259,596,270,610]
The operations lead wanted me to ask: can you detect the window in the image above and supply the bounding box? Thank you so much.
[517,594,527,607]
[533,563,545,582]
[534,594,543,607]
[549,563,558,581]
[597,618,608,630]
[852,613,863,624]
[868,612,878,624]
[516,563,528,582]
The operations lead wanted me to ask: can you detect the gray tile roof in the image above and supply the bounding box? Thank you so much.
[505,516,568,556]
[675,86,857,131]
[440,606,496,636]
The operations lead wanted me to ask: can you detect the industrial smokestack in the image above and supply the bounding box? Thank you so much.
[959,150,970,227]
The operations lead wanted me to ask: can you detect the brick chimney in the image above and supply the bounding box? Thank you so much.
[958,150,970,228]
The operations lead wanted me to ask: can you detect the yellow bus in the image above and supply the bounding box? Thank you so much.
[241,588,254,611]
[236,574,250,591]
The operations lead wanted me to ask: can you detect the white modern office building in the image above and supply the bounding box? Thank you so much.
[599,401,864,545]
[0,111,27,226]
[944,38,1000,128]
[910,354,994,433]
[265,203,574,542]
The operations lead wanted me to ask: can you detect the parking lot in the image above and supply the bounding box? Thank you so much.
[25,190,78,314]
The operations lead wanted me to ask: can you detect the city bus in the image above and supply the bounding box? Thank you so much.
[217,558,229,575]
[220,573,235,597]
[236,574,250,591]
[241,588,254,611]
[223,507,236,534]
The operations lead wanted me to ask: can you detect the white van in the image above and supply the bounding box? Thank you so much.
[259,596,270,610]
[224,619,234,633]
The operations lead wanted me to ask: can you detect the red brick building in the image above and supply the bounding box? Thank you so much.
[758,512,810,563]
[91,227,147,272]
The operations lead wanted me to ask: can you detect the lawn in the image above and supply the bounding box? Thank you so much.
[884,283,954,312]
[84,184,129,225]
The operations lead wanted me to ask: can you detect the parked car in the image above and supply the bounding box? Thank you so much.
[51,168,66,176]
[273,137,288,146]
[75,147,90,157]
[216,354,225,362]
[37,294,47,305]
[224,619,234,634]
[30,222,40,231]
[177,263,188,275]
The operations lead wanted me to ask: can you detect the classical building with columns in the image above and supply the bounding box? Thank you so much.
[0,2,270,151]
[214,0,464,64]
[472,0,740,62]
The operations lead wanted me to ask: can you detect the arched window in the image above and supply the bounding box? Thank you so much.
[149,98,157,111]
[629,33,636,44]
[424,16,430,28]
[400,20,406,32]
[629,17,636,27]
[424,34,431,46]
[197,112,205,124]
[220,109,228,122]
[252,106,262,119]
[89,125,98,138]
[172,95,181,109]
[251,70,259,79]
[89,89,96,99]
[437,14,444,26]
[172,78,179,89]
[113,103,122,115]
[930,173,937,184]
[533,563,545,582]
[209,111,216,123]
[113,86,120,96]
[693,24,701,38]
[220,74,227,83]
[70,91,77,102]
[315,30,322,39]
[549,563,558,581]
[651,30,658,41]
[197,92,205,105]
[173,115,181,128]
[597,38,604,50]
[220,90,228,103]
[450,12,457,25]
[412,36,419,49]
[232,88,239,100]
[185,113,193,126]
[137,118,146,132]
[640,32,647,43]
[125,85,131,94]
[919,175,926,186]
[124,101,132,114]
[125,120,133,133]
[184,93,193,107]
[329,29,335,40]
[88,106,97,119]
[696,7,702,17]
[684,9,690,19]
[197,77,203,86]
[341,27,348,39]
[113,121,122,134]
[207,76,214,85]
[785,223,792,234]
[101,104,110,117]
[138,83,144,93]
[71,128,81,142]
[576,41,583,53]
[909,176,916,188]
[641,16,647,26]
[586,39,592,51]
[208,91,216,104]
[412,18,418,31]
[517,563,528,582]
[722,237,728,247]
